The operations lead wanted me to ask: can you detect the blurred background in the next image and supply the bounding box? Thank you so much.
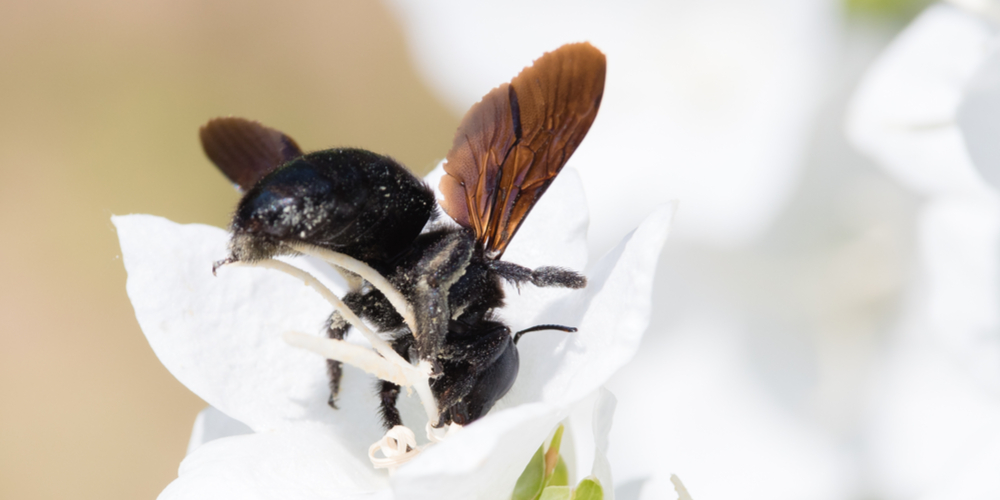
[5,0,991,499]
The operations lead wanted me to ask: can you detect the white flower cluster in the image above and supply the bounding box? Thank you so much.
[847,2,1000,498]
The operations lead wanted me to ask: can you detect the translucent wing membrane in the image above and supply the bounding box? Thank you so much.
[200,117,304,192]
[440,42,606,257]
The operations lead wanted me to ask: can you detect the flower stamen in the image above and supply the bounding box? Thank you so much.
[426,421,462,443]
[230,258,401,362]
[671,474,694,500]
[221,256,444,466]
[283,331,410,386]
[289,242,419,337]
[369,425,421,470]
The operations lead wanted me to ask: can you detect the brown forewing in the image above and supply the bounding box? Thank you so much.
[438,83,517,239]
[200,117,304,192]
[440,42,606,257]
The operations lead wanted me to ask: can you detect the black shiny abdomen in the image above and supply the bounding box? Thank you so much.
[231,148,435,268]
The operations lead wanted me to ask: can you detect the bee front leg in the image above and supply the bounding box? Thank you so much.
[411,231,475,371]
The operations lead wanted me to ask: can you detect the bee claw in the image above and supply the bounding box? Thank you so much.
[428,360,444,378]
[212,257,235,276]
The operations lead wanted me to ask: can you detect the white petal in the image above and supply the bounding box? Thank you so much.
[606,322,851,500]
[162,423,390,500]
[846,4,996,197]
[916,436,1000,500]
[187,406,253,455]
[847,6,1000,499]
[861,196,1000,499]
[867,322,1000,499]
[392,402,563,500]
[509,203,676,407]
[590,388,616,499]
[957,39,1000,191]
[114,214,384,448]
[387,0,833,250]
[919,197,1000,391]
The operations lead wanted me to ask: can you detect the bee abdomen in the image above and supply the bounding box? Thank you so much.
[228,148,435,266]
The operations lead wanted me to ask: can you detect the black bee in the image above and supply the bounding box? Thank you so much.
[201,43,606,429]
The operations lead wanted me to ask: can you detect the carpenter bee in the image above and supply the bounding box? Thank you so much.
[201,42,606,430]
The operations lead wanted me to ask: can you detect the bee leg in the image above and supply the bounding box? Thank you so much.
[431,362,477,414]
[412,231,475,368]
[378,380,404,430]
[325,290,374,409]
[325,311,350,409]
[449,401,472,426]
[529,266,586,288]
[488,261,586,289]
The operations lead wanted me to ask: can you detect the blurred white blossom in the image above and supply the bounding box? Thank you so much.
[848,2,1000,498]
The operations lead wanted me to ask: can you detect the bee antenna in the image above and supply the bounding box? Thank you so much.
[513,324,577,344]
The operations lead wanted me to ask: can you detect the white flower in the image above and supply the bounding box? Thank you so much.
[114,166,674,500]
[847,3,1000,498]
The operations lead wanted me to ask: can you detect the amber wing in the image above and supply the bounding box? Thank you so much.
[200,117,304,192]
[440,42,606,258]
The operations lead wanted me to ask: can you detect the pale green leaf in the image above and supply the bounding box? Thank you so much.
[571,478,603,500]
[539,485,572,500]
[547,456,569,487]
[544,425,565,479]
[512,445,546,500]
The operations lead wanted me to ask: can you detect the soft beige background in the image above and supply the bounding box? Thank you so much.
[0,2,456,498]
